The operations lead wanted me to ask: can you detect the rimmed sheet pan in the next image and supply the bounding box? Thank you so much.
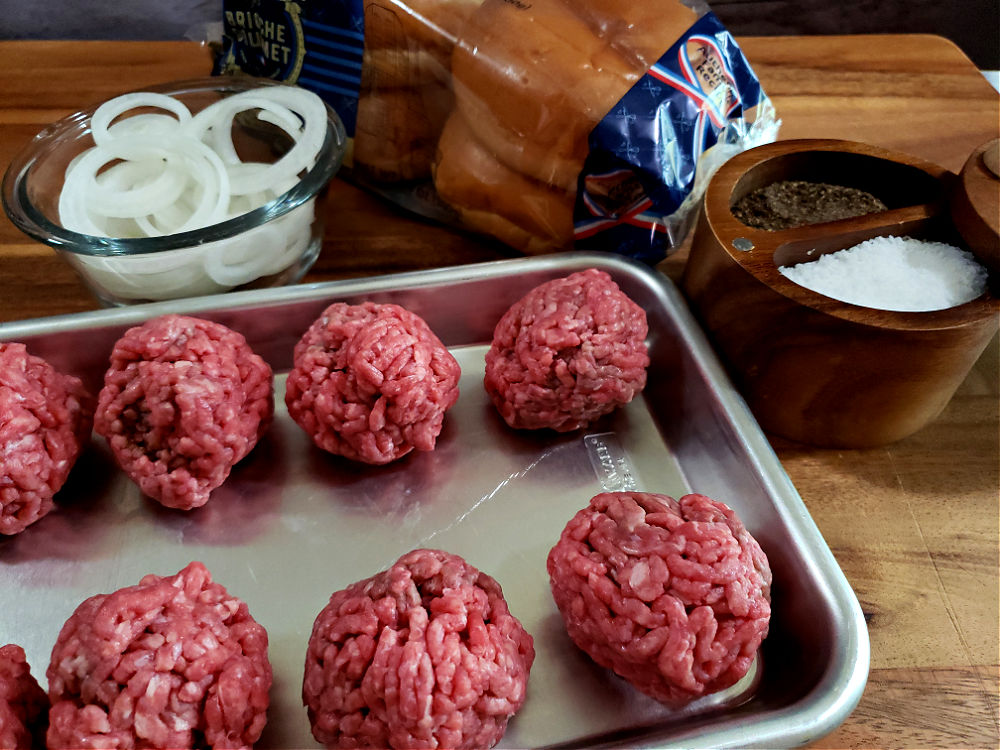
[0,252,869,748]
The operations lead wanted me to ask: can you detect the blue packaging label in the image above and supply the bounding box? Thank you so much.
[215,0,365,135]
[574,13,773,263]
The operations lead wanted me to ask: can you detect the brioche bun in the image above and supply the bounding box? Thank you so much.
[355,84,454,182]
[452,0,642,190]
[362,46,450,89]
[571,0,700,68]
[365,0,482,59]
[447,0,700,192]
[433,112,575,254]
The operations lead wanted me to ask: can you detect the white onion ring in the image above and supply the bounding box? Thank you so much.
[58,83,329,294]
[58,180,104,235]
[106,113,183,140]
[135,214,164,237]
[88,151,188,219]
[186,94,304,167]
[60,153,112,235]
[95,160,157,190]
[196,87,327,195]
[203,223,285,285]
[91,92,191,148]
[150,197,196,235]
[170,138,231,232]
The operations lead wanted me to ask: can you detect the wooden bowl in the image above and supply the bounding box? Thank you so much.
[681,139,999,448]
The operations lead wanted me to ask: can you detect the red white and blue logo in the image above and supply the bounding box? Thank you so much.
[574,13,770,263]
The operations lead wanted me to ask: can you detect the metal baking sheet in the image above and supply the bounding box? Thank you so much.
[0,252,869,749]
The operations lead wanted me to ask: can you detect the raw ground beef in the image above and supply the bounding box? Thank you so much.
[0,644,48,750]
[484,268,649,432]
[94,315,273,510]
[285,302,461,465]
[0,342,94,535]
[303,548,535,749]
[547,492,771,705]
[46,561,272,750]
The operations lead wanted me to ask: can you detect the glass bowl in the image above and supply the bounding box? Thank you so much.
[2,76,347,307]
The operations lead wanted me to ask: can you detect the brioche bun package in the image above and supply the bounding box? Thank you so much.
[215,0,777,263]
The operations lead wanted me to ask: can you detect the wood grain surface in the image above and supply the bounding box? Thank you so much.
[0,35,997,749]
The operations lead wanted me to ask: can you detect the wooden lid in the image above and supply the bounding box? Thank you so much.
[951,138,1000,279]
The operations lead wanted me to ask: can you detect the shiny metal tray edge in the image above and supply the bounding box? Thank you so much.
[0,251,869,749]
[630,260,871,750]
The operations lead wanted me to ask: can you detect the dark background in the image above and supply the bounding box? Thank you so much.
[0,0,997,68]
[711,0,998,69]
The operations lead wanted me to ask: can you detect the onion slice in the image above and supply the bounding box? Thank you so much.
[90,93,192,148]
[57,82,328,291]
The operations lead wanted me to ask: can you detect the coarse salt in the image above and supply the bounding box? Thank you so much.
[778,236,989,311]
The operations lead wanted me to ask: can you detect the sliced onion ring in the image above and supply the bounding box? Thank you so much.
[58,82,329,291]
[91,92,192,148]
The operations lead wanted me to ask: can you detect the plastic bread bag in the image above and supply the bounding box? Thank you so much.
[213,0,778,264]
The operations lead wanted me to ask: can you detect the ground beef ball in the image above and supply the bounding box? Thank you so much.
[46,561,272,750]
[547,492,771,705]
[94,315,273,510]
[0,644,49,750]
[0,342,94,535]
[303,548,535,749]
[286,302,461,465]
[484,268,649,432]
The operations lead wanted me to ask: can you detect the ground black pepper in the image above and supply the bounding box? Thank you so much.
[732,180,887,230]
